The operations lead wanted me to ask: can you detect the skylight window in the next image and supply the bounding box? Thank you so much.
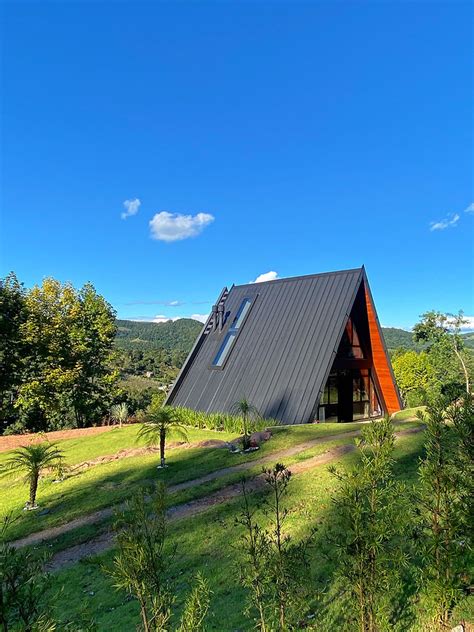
[212,297,252,367]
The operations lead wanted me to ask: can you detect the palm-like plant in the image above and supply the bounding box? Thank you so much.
[137,402,188,468]
[230,398,260,448]
[110,402,129,428]
[1,443,65,509]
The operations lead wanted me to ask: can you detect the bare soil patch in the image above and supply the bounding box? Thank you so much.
[0,426,118,453]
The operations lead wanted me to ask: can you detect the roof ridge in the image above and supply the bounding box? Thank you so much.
[233,267,363,289]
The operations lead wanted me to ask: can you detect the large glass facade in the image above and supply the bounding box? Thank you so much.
[318,368,382,422]
[338,318,364,359]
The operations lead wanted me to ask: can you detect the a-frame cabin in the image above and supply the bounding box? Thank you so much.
[165,267,402,424]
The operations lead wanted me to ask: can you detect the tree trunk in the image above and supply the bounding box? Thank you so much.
[160,429,166,468]
[453,343,470,394]
[29,473,38,506]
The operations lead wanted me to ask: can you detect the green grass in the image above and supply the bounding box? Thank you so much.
[1,420,421,542]
[46,431,430,631]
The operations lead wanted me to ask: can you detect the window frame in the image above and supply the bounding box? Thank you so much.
[210,295,256,370]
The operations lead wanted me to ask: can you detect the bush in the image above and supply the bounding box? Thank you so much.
[172,407,278,434]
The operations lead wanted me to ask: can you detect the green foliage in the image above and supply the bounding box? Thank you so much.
[236,463,313,631]
[392,350,437,406]
[0,274,117,434]
[0,514,54,631]
[1,442,65,507]
[173,406,274,435]
[105,484,174,631]
[0,273,28,429]
[114,318,201,366]
[110,403,129,427]
[177,573,212,632]
[137,398,189,467]
[105,484,210,632]
[324,418,410,631]
[413,310,472,395]
[413,397,473,629]
[230,398,261,448]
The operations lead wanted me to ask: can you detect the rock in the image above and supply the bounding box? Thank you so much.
[249,430,272,447]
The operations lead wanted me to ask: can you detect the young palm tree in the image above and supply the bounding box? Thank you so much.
[110,402,129,428]
[231,398,260,448]
[137,403,188,468]
[1,442,65,509]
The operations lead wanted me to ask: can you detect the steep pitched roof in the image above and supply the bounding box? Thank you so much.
[166,267,374,424]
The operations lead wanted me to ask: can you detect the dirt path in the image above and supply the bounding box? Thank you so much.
[47,444,355,571]
[12,429,363,550]
[13,425,423,570]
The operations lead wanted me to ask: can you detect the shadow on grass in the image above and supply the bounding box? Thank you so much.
[45,427,426,631]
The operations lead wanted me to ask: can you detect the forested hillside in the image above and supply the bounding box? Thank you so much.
[115,318,202,353]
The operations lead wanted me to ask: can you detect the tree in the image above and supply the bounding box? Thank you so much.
[12,277,117,431]
[230,398,260,449]
[137,397,188,468]
[110,402,129,428]
[0,515,55,632]
[236,464,313,631]
[413,311,471,395]
[325,418,410,631]
[414,397,473,629]
[0,273,28,432]
[105,484,210,632]
[392,350,437,406]
[1,443,65,508]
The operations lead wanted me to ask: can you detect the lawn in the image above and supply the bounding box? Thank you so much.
[4,412,470,630]
[45,430,432,631]
[0,418,421,542]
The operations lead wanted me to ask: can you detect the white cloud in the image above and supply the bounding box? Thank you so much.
[252,271,279,283]
[429,213,460,231]
[190,313,209,323]
[464,202,474,214]
[121,198,141,220]
[149,211,214,242]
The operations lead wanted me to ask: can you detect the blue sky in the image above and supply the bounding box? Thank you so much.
[1,1,472,329]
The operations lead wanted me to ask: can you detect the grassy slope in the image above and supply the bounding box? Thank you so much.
[0,419,421,542]
[47,430,429,631]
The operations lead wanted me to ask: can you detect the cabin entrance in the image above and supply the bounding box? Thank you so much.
[317,368,382,422]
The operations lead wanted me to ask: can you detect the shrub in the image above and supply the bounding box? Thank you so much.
[172,407,278,434]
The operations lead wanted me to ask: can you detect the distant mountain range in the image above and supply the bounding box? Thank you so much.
[115,319,474,354]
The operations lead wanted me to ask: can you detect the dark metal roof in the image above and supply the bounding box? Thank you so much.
[166,267,365,424]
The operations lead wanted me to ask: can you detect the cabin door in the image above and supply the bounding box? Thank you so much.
[338,372,353,422]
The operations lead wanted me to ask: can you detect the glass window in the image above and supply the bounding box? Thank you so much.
[212,332,237,367]
[212,297,253,367]
[231,298,252,330]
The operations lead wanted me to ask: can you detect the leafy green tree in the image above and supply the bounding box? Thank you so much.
[1,443,65,508]
[0,273,29,432]
[137,397,188,468]
[12,277,117,431]
[325,418,410,632]
[230,398,260,449]
[392,350,437,406]
[414,397,473,629]
[105,484,210,632]
[110,402,129,427]
[413,311,471,395]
